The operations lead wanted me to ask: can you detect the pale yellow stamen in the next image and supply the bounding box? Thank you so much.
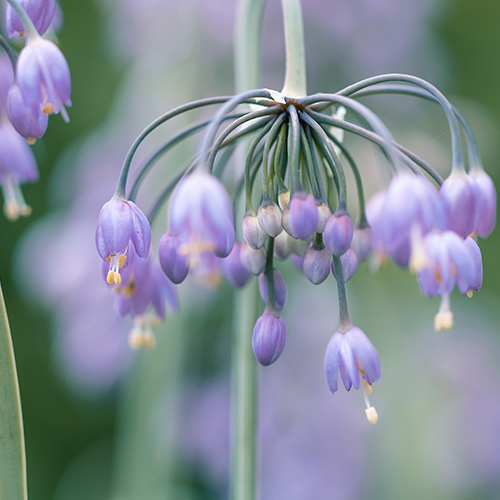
[365,406,378,424]
[41,103,55,114]
[434,294,453,332]
[128,316,157,350]
[27,137,37,145]
[364,379,372,395]
[467,290,473,298]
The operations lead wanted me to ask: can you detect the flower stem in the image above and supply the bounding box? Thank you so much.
[0,34,17,67]
[280,0,307,98]
[0,281,27,500]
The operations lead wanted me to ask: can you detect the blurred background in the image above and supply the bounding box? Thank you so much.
[1,0,500,499]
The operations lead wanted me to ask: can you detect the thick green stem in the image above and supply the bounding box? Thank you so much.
[0,281,27,500]
[280,0,307,98]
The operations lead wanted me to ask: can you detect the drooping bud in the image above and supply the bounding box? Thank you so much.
[332,247,358,282]
[242,213,268,249]
[274,231,291,260]
[257,201,282,237]
[351,225,372,262]
[470,170,496,238]
[221,242,251,288]
[252,312,287,366]
[281,206,296,238]
[240,242,266,275]
[278,190,290,210]
[463,236,483,294]
[158,233,190,284]
[324,211,353,257]
[288,191,319,240]
[258,270,287,311]
[315,202,332,233]
[303,244,330,285]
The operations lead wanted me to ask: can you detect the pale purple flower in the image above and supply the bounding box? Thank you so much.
[16,38,71,120]
[252,312,287,366]
[158,232,190,284]
[351,225,372,262]
[259,270,288,311]
[257,201,282,237]
[0,54,14,116]
[240,241,266,275]
[324,326,381,394]
[332,247,358,282]
[169,171,235,258]
[95,197,151,285]
[323,212,353,257]
[242,213,268,249]
[288,191,319,240]
[221,242,251,288]
[273,231,291,260]
[303,244,330,285]
[6,0,56,37]
[463,237,482,293]
[7,84,48,141]
[470,170,496,238]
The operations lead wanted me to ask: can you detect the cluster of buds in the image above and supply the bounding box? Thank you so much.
[0,0,71,220]
[96,74,495,422]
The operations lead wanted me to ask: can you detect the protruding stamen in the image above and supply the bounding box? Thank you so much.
[361,370,378,424]
[467,290,473,298]
[27,137,37,145]
[365,407,378,424]
[106,270,115,284]
[41,102,55,114]
[128,316,157,350]
[434,294,453,332]
[363,378,373,395]
[1,177,32,221]
[107,253,126,286]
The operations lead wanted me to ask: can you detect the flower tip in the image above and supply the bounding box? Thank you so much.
[467,290,474,298]
[434,311,453,332]
[27,137,37,145]
[4,200,32,221]
[365,406,378,424]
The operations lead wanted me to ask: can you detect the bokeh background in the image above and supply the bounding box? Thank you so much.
[1,0,500,499]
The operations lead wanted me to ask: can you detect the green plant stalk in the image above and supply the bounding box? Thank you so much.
[0,281,27,500]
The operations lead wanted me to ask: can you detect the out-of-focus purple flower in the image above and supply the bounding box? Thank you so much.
[16,38,71,120]
[221,242,251,288]
[252,312,287,366]
[332,247,358,282]
[324,212,353,257]
[351,225,372,262]
[464,237,482,294]
[303,244,330,285]
[242,212,268,249]
[288,191,319,240]
[0,121,38,220]
[380,173,444,267]
[439,174,477,238]
[240,241,266,275]
[365,190,388,269]
[274,231,291,260]
[259,270,287,311]
[7,84,48,142]
[158,232,190,284]
[169,171,235,258]
[0,54,15,116]
[470,170,496,238]
[6,0,56,38]
[95,197,151,285]
[324,325,381,421]
[257,201,282,237]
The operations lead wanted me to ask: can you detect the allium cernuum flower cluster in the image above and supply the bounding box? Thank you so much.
[0,0,71,220]
[96,75,495,423]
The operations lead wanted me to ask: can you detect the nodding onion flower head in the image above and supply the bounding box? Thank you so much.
[258,270,288,311]
[470,170,497,238]
[221,242,251,288]
[252,311,287,366]
[105,247,178,349]
[6,0,56,38]
[95,198,151,286]
[0,121,38,220]
[324,211,354,257]
[7,84,48,142]
[288,190,319,241]
[380,173,445,267]
[168,172,235,260]
[324,325,381,423]
[16,38,72,121]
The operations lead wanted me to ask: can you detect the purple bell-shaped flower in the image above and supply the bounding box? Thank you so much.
[221,242,251,288]
[470,170,496,238]
[351,225,372,262]
[6,0,56,38]
[252,312,287,366]
[158,232,190,285]
[332,247,358,282]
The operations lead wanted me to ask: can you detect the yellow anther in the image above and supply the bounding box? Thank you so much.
[365,406,378,424]
[113,272,121,285]
[128,329,143,350]
[142,331,156,349]
[119,254,127,268]
[363,379,372,395]
[150,316,160,328]
[434,311,453,332]
[122,281,136,298]
[27,137,37,145]
[467,290,473,298]
[107,270,115,284]
[41,103,55,114]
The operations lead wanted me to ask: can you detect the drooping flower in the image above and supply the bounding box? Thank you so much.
[323,211,353,257]
[95,198,151,285]
[6,0,56,38]
[240,242,266,275]
[470,170,496,238]
[288,191,319,240]
[258,270,288,311]
[158,232,190,284]
[242,213,268,249]
[252,312,287,366]
[331,247,358,283]
[351,225,372,262]
[303,243,330,285]
[257,201,282,237]
[16,38,72,121]
[221,242,251,288]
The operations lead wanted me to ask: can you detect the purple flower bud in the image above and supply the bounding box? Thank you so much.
[258,270,287,311]
[240,242,266,275]
[281,206,296,238]
[16,39,71,120]
[324,212,353,257]
[324,326,381,393]
[169,172,235,258]
[252,312,287,366]
[315,202,332,233]
[439,174,476,238]
[95,198,151,285]
[351,226,372,262]
[158,232,190,284]
[221,242,251,288]
[0,122,38,220]
[0,55,15,116]
[303,245,330,285]
[288,191,319,240]
[273,231,291,260]
[242,213,267,249]
[6,0,56,38]
[257,201,282,237]
[7,84,48,141]
[332,247,358,282]
[464,236,483,293]
[470,171,496,238]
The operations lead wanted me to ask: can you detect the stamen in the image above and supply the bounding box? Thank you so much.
[467,290,473,298]
[128,317,157,349]
[409,226,429,273]
[365,407,379,424]
[434,294,453,332]
[106,270,115,284]
[361,369,378,424]
[41,103,55,114]
[107,253,126,286]
[27,137,37,145]
[1,177,32,221]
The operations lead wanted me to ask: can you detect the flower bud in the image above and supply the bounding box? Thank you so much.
[258,270,287,311]
[240,242,266,275]
[274,231,291,260]
[315,202,332,233]
[278,190,290,210]
[351,225,372,262]
[257,201,282,237]
[303,245,330,285]
[470,170,496,238]
[332,247,358,282]
[158,233,190,284]
[281,206,296,238]
[252,313,287,366]
[221,242,251,288]
[324,212,353,257]
[242,213,267,249]
[288,191,319,240]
